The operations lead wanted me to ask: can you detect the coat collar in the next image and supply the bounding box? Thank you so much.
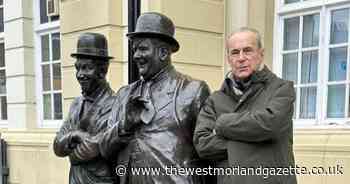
[221,65,272,97]
[81,80,110,103]
[131,65,177,100]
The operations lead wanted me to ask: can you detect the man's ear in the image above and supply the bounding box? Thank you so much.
[260,48,265,58]
[159,47,169,61]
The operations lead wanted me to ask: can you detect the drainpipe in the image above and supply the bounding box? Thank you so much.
[0,137,8,184]
[128,0,141,84]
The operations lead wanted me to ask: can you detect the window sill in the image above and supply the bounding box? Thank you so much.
[39,120,63,129]
[34,21,60,34]
[294,125,350,135]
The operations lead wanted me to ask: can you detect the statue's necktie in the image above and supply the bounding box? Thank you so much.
[140,81,156,124]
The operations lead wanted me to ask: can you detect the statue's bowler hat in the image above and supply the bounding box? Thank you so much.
[71,33,114,60]
[127,12,180,52]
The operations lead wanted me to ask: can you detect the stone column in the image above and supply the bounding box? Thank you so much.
[4,0,36,129]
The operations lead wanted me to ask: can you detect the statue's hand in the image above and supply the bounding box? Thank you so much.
[124,98,144,132]
[69,131,90,149]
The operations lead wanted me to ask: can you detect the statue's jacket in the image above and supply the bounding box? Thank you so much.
[53,82,116,184]
[100,66,211,184]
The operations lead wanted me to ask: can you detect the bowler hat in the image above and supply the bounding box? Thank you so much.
[127,12,180,52]
[71,32,114,60]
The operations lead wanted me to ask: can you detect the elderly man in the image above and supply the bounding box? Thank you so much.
[99,12,211,184]
[53,33,116,184]
[194,27,297,184]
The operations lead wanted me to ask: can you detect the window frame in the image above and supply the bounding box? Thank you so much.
[34,0,62,128]
[274,0,350,128]
[323,4,350,125]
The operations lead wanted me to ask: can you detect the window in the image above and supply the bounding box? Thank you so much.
[40,0,59,24]
[282,13,320,120]
[327,7,349,119]
[40,32,62,121]
[275,0,350,126]
[34,0,61,127]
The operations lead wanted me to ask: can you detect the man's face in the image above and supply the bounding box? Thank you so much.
[226,31,264,80]
[132,38,164,80]
[75,58,101,94]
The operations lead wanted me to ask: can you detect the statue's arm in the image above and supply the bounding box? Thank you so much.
[53,119,78,157]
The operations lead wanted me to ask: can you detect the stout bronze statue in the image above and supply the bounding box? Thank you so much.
[99,12,211,184]
[53,33,116,184]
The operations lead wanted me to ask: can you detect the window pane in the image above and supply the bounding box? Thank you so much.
[285,0,300,4]
[43,94,52,120]
[0,43,4,67]
[41,35,50,62]
[0,0,3,6]
[52,33,61,61]
[282,53,298,83]
[301,51,318,83]
[329,47,347,81]
[51,15,60,22]
[284,17,300,50]
[40,0,49,24]
[0,96,6,120]
[327,85,345,118]
[0,70,6,94]
[53,63,61,90]
[303,14,319,48]
[0,8,3,33]
[300,87,317,119]
[54,93,62,120]
[42,64,51,91]
[330,8,349,44]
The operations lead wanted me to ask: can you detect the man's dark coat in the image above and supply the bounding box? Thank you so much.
[194,66,297,184]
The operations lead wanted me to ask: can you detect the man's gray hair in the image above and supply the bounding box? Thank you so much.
[227,27,263,49]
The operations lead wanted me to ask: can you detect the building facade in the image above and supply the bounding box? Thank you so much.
[0,0,348,183]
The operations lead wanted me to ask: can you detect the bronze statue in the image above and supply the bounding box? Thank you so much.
[53,33,117,184]
[99,12,211,184]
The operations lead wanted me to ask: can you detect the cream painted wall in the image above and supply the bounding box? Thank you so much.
[61,0,128,115]
[294,130,350,184]
[142,0,226,91]
[1,130,69,183]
